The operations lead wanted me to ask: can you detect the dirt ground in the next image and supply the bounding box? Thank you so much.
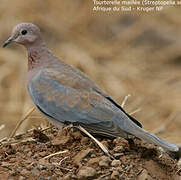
[0,127,180,180]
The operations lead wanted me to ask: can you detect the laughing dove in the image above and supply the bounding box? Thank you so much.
[3,23,178,152]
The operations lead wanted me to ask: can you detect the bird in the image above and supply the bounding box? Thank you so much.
[3,22,178,153]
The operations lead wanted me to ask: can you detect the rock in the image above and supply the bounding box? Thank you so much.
[38,151,47,157]
[99,156,111,167]
[74,148,94,166]
[1,162,11,167]
[175,159,181,180]
[72,174,77,179]
[37,164,47,170]
[51,136,70,146]
[117,166,123,173]
[177,158,181,167]
[90,154,96,158]
[77,166,96,179]
[113,145,124,153]
[19,176,26,180]
[81,137,89,145]
[111,160,121,167]
[88,157,100,166]
[72,131,82,140]
[174,175,181,180]
[20,169,29,176]
[138,169,151,180]
[64,173,72,180]
[64,173,77,180]
[27,151,32,157]
[111,170,119,179]
[31,168,40,177]
[33,129,50,143]
[101,140,109,148]
[113,137,128,146]
[113,153,124,158]
[54,169,63,176]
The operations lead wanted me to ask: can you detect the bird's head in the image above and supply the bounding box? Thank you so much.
[3,23,42,48]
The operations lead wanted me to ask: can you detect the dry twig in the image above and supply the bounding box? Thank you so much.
[42,150,68,160]
[77,125,114,159]
[129,108,141,115]
[9,107,36,138]
[121,94,131,108]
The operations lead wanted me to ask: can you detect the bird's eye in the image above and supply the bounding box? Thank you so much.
[21,30,27,35]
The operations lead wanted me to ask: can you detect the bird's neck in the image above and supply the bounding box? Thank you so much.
[27,43,52,71]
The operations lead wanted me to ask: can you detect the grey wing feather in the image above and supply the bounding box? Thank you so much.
[28,70,119,125]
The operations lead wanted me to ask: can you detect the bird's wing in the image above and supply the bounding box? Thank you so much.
[28,68,130,137]
[42,63,142,128]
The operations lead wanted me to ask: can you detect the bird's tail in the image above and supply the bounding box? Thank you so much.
[115,115,178,152]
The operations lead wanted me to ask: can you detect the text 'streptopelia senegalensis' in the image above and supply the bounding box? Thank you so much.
[3,23,178,152]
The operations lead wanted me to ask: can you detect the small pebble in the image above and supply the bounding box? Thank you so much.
[111,170,119,180]
[77,166,96,179]
[111,160,121,167]
[137,169,151,180]
[99,156,111,167]
[113,145,124,152]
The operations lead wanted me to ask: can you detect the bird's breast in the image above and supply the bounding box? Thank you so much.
[26,68,41,87]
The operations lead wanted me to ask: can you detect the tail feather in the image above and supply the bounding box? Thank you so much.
[115,115,179,152]
[131,126,178,152]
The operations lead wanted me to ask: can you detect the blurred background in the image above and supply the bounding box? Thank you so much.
[0,0,180,144]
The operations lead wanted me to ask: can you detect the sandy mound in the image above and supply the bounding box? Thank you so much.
[0,127,180,180]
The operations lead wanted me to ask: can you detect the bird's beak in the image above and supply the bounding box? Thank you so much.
[2,36,16,48]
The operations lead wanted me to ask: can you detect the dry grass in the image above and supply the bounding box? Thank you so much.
[0,1,181,145]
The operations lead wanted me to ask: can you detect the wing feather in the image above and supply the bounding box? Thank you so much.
[29,69,118,125]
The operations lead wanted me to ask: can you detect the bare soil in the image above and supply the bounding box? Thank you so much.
[0,127,180,180]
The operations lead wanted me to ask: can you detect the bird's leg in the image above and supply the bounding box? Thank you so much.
[77,125,115,159]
